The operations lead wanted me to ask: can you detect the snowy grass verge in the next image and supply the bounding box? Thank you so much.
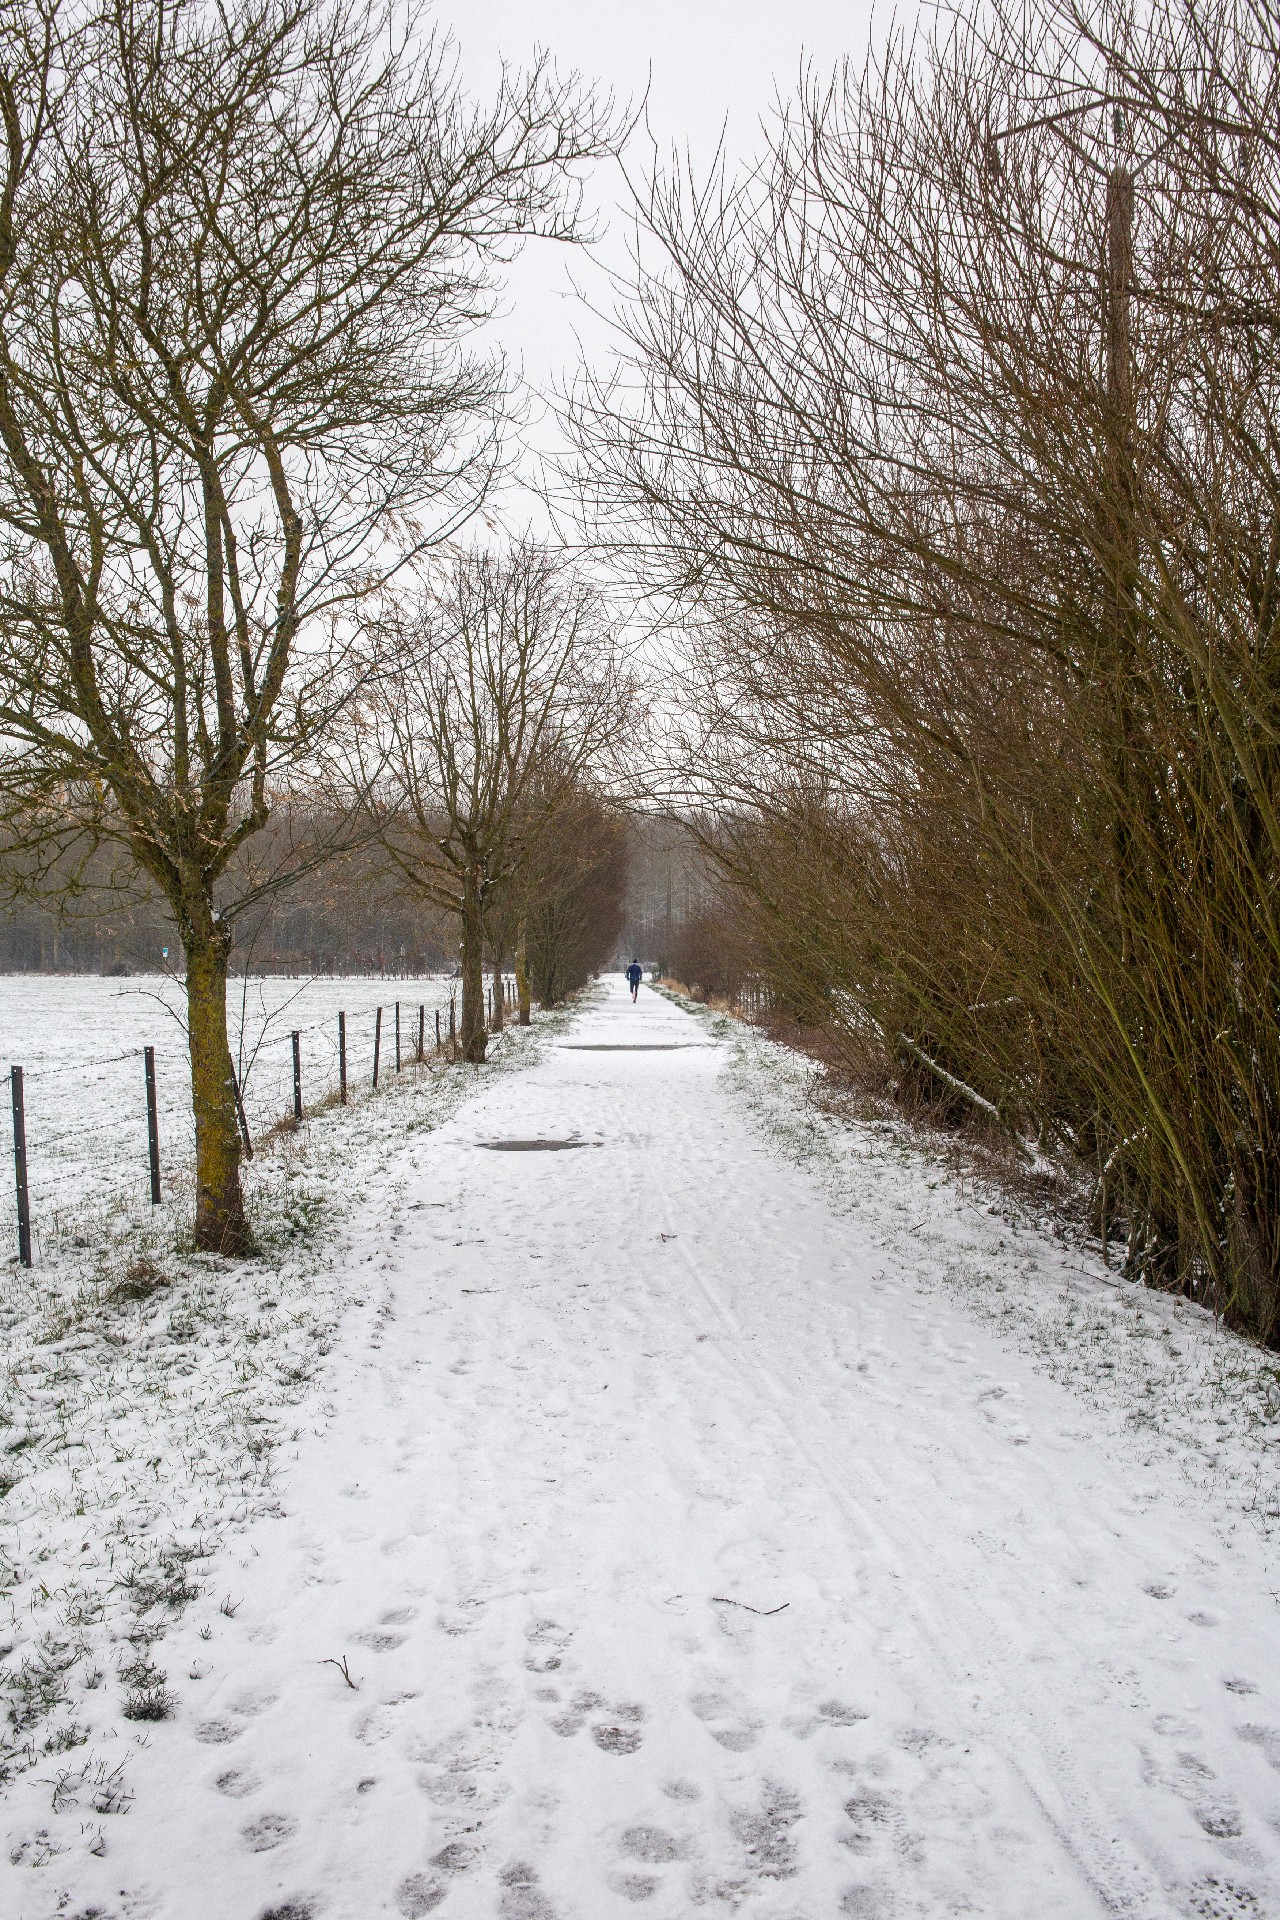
[0,1003,575,1817]
[653,984,1280,1542]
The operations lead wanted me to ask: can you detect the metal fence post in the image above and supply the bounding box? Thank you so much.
[395,1000,401,1073]
[291,1030,302,1122]
[373,1007,382,1088]
[144,1045,161,1203]
[417,1004,425,1062]
[10,1066,31,1268]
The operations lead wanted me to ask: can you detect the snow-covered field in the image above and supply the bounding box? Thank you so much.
[4,975,1280,1919]
[0,974,463,1247]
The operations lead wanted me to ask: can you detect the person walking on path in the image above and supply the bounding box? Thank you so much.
[626,960,643,1002]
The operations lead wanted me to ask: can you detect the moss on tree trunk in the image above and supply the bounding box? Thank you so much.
[491,944,506,1033]
[516,913,532,1027]
[460,866,488,1063]
[183,924,253,1255]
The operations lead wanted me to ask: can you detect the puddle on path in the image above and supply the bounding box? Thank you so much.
[477,1139,602,1152]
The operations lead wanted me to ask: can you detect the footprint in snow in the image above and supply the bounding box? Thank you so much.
[397,1876,445,1917]
[194,1715,243,1745]
[499,1860,559,1919]
[662,1778,700,1802]
[194,1684,279,1745]
[397,1847,477,1920]
[215,1767,260,1797]
[229,1685,279,1717]
[610,1872,659,1902]
[527,1620,571,1646]
[620,1826,691,1864]
[1187,1873,1266,1917]
[689,1687,760,1753]
[732,1779,802,1880]
[550,1689,603,1736]
[549,1690,645,1751]
[1152,1713,1198,1737]
[1196,1806,1245,1840]
[594,1721,644,1754]
[840,1888,889,1918]
[525,1617,571,1674]
[438,1603,483,1636]
[1143,1747,1245,1845]
[841,1781,925,1868]
[433,1842,480,1873]
[1237,1723,1280,1768]
[242,1810,297,1852]
[898,1726,949,1757]
[819,1700,870,1727]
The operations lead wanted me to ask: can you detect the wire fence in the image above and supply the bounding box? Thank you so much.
[2,972,519,1267]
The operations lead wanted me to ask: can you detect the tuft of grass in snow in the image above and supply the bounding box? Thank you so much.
[118,1651,174,1722]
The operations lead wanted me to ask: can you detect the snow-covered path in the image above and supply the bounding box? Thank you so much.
[30,979,1280,1919]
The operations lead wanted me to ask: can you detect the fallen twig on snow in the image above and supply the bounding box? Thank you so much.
[322,1654,359,1689]
[711,1596,789,1616]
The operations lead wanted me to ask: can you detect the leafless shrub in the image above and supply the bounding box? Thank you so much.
[578,0,1280,1338]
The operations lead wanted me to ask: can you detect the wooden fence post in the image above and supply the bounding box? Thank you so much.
[292,1031,302,1122]
[339,1012,347,1105]
[435,1008,442,1051]
[10,1066,31,1268]
[373,1007,382,1088]
[448,995,456,1048]
[144,1045,161,1203]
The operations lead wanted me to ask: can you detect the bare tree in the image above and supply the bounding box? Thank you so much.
[0,0,614,1249]
[360,541,631,1061]
[519,776,628,1008]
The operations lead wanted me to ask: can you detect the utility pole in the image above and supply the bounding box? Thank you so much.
[1105,156,1138,964]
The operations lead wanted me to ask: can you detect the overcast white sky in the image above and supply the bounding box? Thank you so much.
[431,0,885,516]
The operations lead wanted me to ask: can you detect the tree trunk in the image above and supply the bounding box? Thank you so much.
[460,865,488,1063]
[491,943,505,1033]
[184,920,254,1255]
[516,913,532,1026]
